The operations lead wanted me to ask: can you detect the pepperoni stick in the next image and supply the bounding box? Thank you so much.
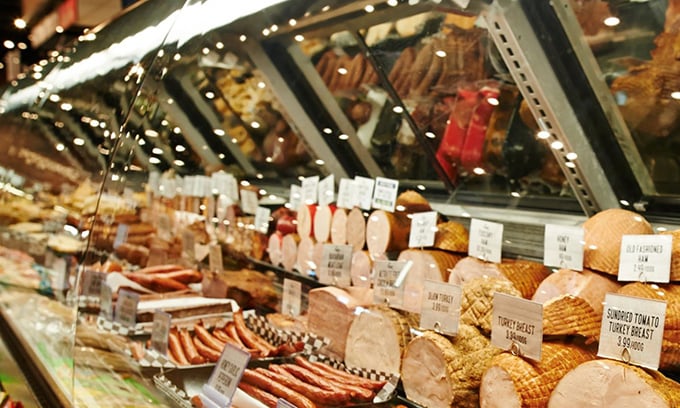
[295,356,385,390]
[281,364,373,401]
[222,322,247,348]
[241,369,316,408]
[193,336,220,362]
[255,368,351,405]
[238,382,277,408]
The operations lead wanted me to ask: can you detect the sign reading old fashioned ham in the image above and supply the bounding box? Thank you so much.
[618,234,672,283]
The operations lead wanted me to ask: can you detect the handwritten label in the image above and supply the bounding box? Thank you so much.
[409,211,438,248]
[491,292,543,361]
[254,206,271,234]
[240,189,259,215]
[81,269,106,297]
[301,176,320,205]
[373,260,408,308]
[469,218,503,263]
[100,283,113,320]
[598,293,666,370]
[318,174,335,206]
[543,224,584,270]
[318,244,353,287]
[336,178,355,209]
[150,310,172,355]
[282,279,302,316]
[289,185,302,210]
[354,176,375,210]
[420,280,462,336]
[113,224,129,249]
[115,289,140,328]
[157,213,172,241]
[208,344,251,400]
[619,235,672,283]
[182,229,196,263]
[209,244,223,273]
[371,177,399,212]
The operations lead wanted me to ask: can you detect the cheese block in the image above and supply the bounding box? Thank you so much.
[532,268,621,318]
[313,204,335,243]
[401,326,501,408]
[346,207,367,251]
[344,305,414,375]
[366,210,410,258]
[296,236,317,274]
[460,277,522,336]
[350,250,373,287]
[583,208,653,275]
[267,231,283,266]
[307,287,369,360]
[542,295,601,341]
[281,233,299,271]
[397,249,464,313]
[433,221,469,254]
[330,207,348,245]
[548,359,680,408]
[296,204,316,237]
[480,342,595,408]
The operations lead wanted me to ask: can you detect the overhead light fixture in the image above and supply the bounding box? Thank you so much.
[14,18,26,29]
[73,137,85,146]
[175,144,186,152]
[3,40,15,49]
[55,25,64,33]
[17,42,27,50]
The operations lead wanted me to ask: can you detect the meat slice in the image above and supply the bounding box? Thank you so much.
[330,208,348,245]
[267,231,283,266]
[313,204,335,243]
[366,210,410,258]
[346,207,366,251]
[548,359,680,408]
[397,249,463,313]
[460,277,521,336]
[350,250,373,287]
[542,295,601,341]
[296,236,317,274]
[281,233,300,271]
[296,204,317,238]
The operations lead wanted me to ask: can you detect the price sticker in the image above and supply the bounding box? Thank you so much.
[491,292,543,361]
[100,283,114,320]
[469,218,503,264]
[336,178,355,209]
[618,235,672,283]
[240,189,259,215]
[289,185,302,210]
[282,279,302,316]
[371,177,399,212]
[209,244,223,273]
[150,310,172,355]
[420,280,462,336]
[318,174,335,206]
[81,268,106,297]
[543,224,584,270]
[113,224,129,250]
[318,244,353,287]
[354,176,375,210]
[182,229,196,263]
[301,176,320,205]
[115,289,140,328]
[598,293,666,370]
[373,260,408,308]
[254,206,271,234]
[208,344,251,400]
[409,211,438,248]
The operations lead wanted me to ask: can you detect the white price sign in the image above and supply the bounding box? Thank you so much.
[81,268,106,297]
[289,185,302,210]
[282,279,302,316]
[409,211,438,248]
[318,244,353,287]
[371,177,399,212]
[182,229,196,263]
[209,244,223,273]
[113,224,129,249]
[150,310,172,355]
[301,176,320,205]
[491,292,543,361]
[598,293,666,370]
[618,235,672,283]
[336,178,355,209]
[100,283,114,320]
[254,206,271,234]
[318,174,335,206]
[373,260,409,308]
[469,218,503,263]
[420,280,462,336]
[240,189,259,215]
[115,289,140,328]
[208,344,251,400]
[543,224,584,270]
[354,176,375,210]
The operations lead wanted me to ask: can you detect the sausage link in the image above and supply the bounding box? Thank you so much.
[233,311,276,357]
[168,329,189,365]
[179,328,205,365]
[194,323,225,352]
[304,358,386,391]
[193,336,220,362]
[255,368,351,405]
[238,382,278,408]
[241,369,316,408]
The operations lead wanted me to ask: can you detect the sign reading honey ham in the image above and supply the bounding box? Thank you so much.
[543,224,584,271]
[598,293,666,370]
[301,175,320,205]
[371,176,399,212]
[491,292,543,361]
[618,235,672,283]
[469,218,503,263]
[420,280,462,335]
[318,244,353,286]
[408,211,438,248]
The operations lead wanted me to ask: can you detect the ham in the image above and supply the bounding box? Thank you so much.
[267,232,283,267]
[366,210,410,258]
[346,207,366,251]
[395,190,432,214]
[401,326,500,408]
[449,257,548,299]
[281,233,300,271]
[296,204,317,238]
[460,277,521,336]
[313,204,335,243]
[583,208,653,275]
[542,295,601,341]
[397,249,464,313]
[296,236,317,274]
[344,306,415,375]
[532,268,621,318]
[548,359,680,408]
[350,250,373,287]
[307,287,370,360]
[330,208,348,245]
[660,229,680,281]
[433,221,469,254]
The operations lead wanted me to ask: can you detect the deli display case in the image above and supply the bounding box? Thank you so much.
[1,0,680,407]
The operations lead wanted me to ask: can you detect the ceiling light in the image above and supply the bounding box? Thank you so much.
[174,160,185,166]
[14,19,26,29]
[604,16,620,27]
[60,102,72,111]
[205,91,215,99]
[149,157,161,164]
[55,25,64,33]
[289,19,297,26]
[56,143,65,151]
[213,129,225,136]
[175,144,186,152]
[566,152,578,160]
[73,137,85,146]
[537,130,551,139]
[17,42,27,50]
[3,40,15,49]
[239,35,247,42]
[152,147,163,155]
[365,5,375,12]
[338,134,349,140]
[392,106,404,114]
[216,41,224,49]
[48,94,60,102]
[294,34,304,42]
[550,141,564,150]
[173,127,181,134]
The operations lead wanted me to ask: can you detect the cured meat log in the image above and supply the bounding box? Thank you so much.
[267,231,283,266]
[397,249,464,313]
[313,205,335,243]
[297,205,316,238]
[460,277,521,336]
[449,257,549,299]
[344,305,415,375]
[296,236,317,274]
[548,359,680,408]
[350,250,373,288]
[281,233,300,271]
[583,208,653,275]
[433,221,469,254]
[479,342,595,408]
[366,210,410,257]
[401,326,501,408]
[330,208,347,245]
[346,207,367,251]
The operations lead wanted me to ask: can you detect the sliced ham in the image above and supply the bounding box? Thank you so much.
[313,204,335,243]
[330,208,348,245]
[346,207,367,251]
[397,249,464,313]
[281,233,300,271]
[267,231,283,266]
[366,210,410,258]
[532,268,621,318]
[350,250,373,287]
[344,305,415,375]
[583,208,653,275]
[296,236,317,274]
[401,326,500,408]
[448,257,548,299]
[548,359,680,408]
[296,204,317,238]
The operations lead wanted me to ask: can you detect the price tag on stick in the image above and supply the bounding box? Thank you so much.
[371,177,399,212]
[115,289,140,328]
[543,224,584,270]
[241,189,259,215]
[409,211,438,248]
[618,235,672,283]
[318,244,352,287]
[207,344,251,400]
[354,176,375,210]
[209,244,223,274]
[254,206,271,234]
[373,260,408,308]
[420,280,462,336]
[318,174,335,206]
[150,310,172,355]
[491,292,543,361]
[301,176,319,205]
[336,178,355,210]
[469,218,503,263]
[100,283,113,320]
[282,279,302,316]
